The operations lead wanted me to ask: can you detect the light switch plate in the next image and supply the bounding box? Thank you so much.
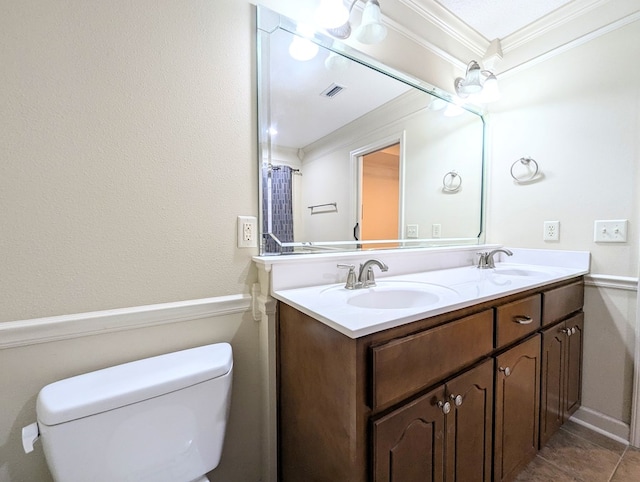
[594,219,628,243]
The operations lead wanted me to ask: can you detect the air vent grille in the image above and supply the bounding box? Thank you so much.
[320,83,346,98]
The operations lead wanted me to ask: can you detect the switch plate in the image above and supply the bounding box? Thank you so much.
[237,216,257,248]
[432,224,442,238]
[406,224,419,239]
[543,221,560,241]
[594,219,628,243]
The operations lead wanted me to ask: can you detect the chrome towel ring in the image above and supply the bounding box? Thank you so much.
[442,171,462,192]
[510,157,540,183]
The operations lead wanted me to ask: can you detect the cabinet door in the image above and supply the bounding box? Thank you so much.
[565,312,584,418]
[445,360,493,482]
[372,386,447,482]
[540,323,566,447]
[494,335,541,482]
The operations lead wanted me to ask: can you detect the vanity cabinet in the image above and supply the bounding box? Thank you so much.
[373,360,493,482]
[539,281,585,446]
[277,277,584,482]
[493,335,541,482]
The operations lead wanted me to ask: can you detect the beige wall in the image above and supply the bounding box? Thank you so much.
[0,0,258,323]
[487,20,640,430]
[0,1,262,481]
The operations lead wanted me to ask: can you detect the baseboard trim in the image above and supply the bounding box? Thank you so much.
[0,294,252,349]
[570,406,630,445]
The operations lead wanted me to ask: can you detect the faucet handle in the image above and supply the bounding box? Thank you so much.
[337,264,357,290]
[476,252,489,268]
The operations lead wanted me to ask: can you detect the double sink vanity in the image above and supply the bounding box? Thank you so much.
[254,246,590,482]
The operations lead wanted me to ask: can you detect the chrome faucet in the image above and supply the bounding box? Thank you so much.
[337,259,389,289]
[477,248,513,269]
[358,259,389,288]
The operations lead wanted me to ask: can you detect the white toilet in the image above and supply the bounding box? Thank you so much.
[22,342,233,482]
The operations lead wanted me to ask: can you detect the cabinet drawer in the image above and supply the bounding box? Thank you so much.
[495,295,541,349]
[371,310,493,410]
[542,281,584,326]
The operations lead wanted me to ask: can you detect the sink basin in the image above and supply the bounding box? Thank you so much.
[347,287,440,309]
[493,265,560,277]
[319,280,456,310]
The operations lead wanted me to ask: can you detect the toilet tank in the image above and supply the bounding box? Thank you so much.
[35,343,233,482]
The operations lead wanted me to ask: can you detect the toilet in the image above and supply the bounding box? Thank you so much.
[22,342,233,482]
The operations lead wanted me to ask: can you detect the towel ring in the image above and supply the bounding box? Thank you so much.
[510,157,539,182]
[442,171,462,192]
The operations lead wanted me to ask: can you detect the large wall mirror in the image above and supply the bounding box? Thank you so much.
[257,6,485,255]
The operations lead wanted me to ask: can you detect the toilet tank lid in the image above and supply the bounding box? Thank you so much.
[36,343,233,426]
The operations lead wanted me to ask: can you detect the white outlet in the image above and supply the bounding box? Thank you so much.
[406,224,419,239]
[594,219,628,243]
[237,216,257,248]
[432,224,442,238]
[544,221,560,241]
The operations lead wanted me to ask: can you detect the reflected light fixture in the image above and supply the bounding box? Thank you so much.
[454,60,500,103]
[288,24,319,61]
[319,0,387,45]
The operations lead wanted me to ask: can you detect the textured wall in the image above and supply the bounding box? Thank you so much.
[0,0,258,323]
[487,21,640,427]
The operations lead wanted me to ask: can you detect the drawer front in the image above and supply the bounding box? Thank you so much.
[495,295,541,349]
[542,281,584,326]
[371,310,493,410]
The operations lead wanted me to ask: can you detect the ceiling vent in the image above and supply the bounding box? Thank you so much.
[320,83,346,98]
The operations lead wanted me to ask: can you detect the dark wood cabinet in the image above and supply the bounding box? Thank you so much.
[373,385,446,482]
[445,360,494,482]
[277,277,584,482]
[494,335,541,482]
[540,312,584,446]
[372,360,494,482]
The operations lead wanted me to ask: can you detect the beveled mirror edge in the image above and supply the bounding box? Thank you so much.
[256,5,487,256]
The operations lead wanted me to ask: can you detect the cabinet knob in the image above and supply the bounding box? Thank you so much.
[571,326,577,335]
[450,394,463,407]
[561,328,572,337]
[437,400,451,414]
[499,366,511,377]
[513,315,533,325]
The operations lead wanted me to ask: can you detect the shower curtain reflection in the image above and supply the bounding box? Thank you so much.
[262,165,295,253]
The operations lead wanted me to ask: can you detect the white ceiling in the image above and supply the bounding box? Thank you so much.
[436,0,575,40]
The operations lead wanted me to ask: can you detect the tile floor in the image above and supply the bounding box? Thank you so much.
[515,421,640,481]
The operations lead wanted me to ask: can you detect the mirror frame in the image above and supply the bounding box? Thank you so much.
[257,5,487,255]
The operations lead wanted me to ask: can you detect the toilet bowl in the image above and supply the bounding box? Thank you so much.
[22,343,233,482]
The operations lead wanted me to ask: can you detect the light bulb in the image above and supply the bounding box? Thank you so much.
[315,0,350,29]
[289,36,318,61]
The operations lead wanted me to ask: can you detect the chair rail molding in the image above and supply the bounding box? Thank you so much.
[0,294,252,350]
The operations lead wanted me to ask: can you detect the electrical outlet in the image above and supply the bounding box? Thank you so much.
[544,221,560,241]
[237,216,257,248]
[432,224,442,238]
[594,219,628,243]
[406,224,419,239]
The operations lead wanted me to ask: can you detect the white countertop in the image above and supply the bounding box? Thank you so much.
[268,248,590,338]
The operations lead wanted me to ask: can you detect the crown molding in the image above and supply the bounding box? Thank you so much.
[395,0,489,57]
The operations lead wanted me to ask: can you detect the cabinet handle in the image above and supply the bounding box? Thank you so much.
[450,394,463,407]
[561,328,572,337]
[499,366,511,377]
[571,326,577,335]
[513,315,533,325]
[437,400,451,414]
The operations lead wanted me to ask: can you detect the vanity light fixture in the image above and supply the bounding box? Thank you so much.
[321,0,387,45]
[454,60,500,103]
